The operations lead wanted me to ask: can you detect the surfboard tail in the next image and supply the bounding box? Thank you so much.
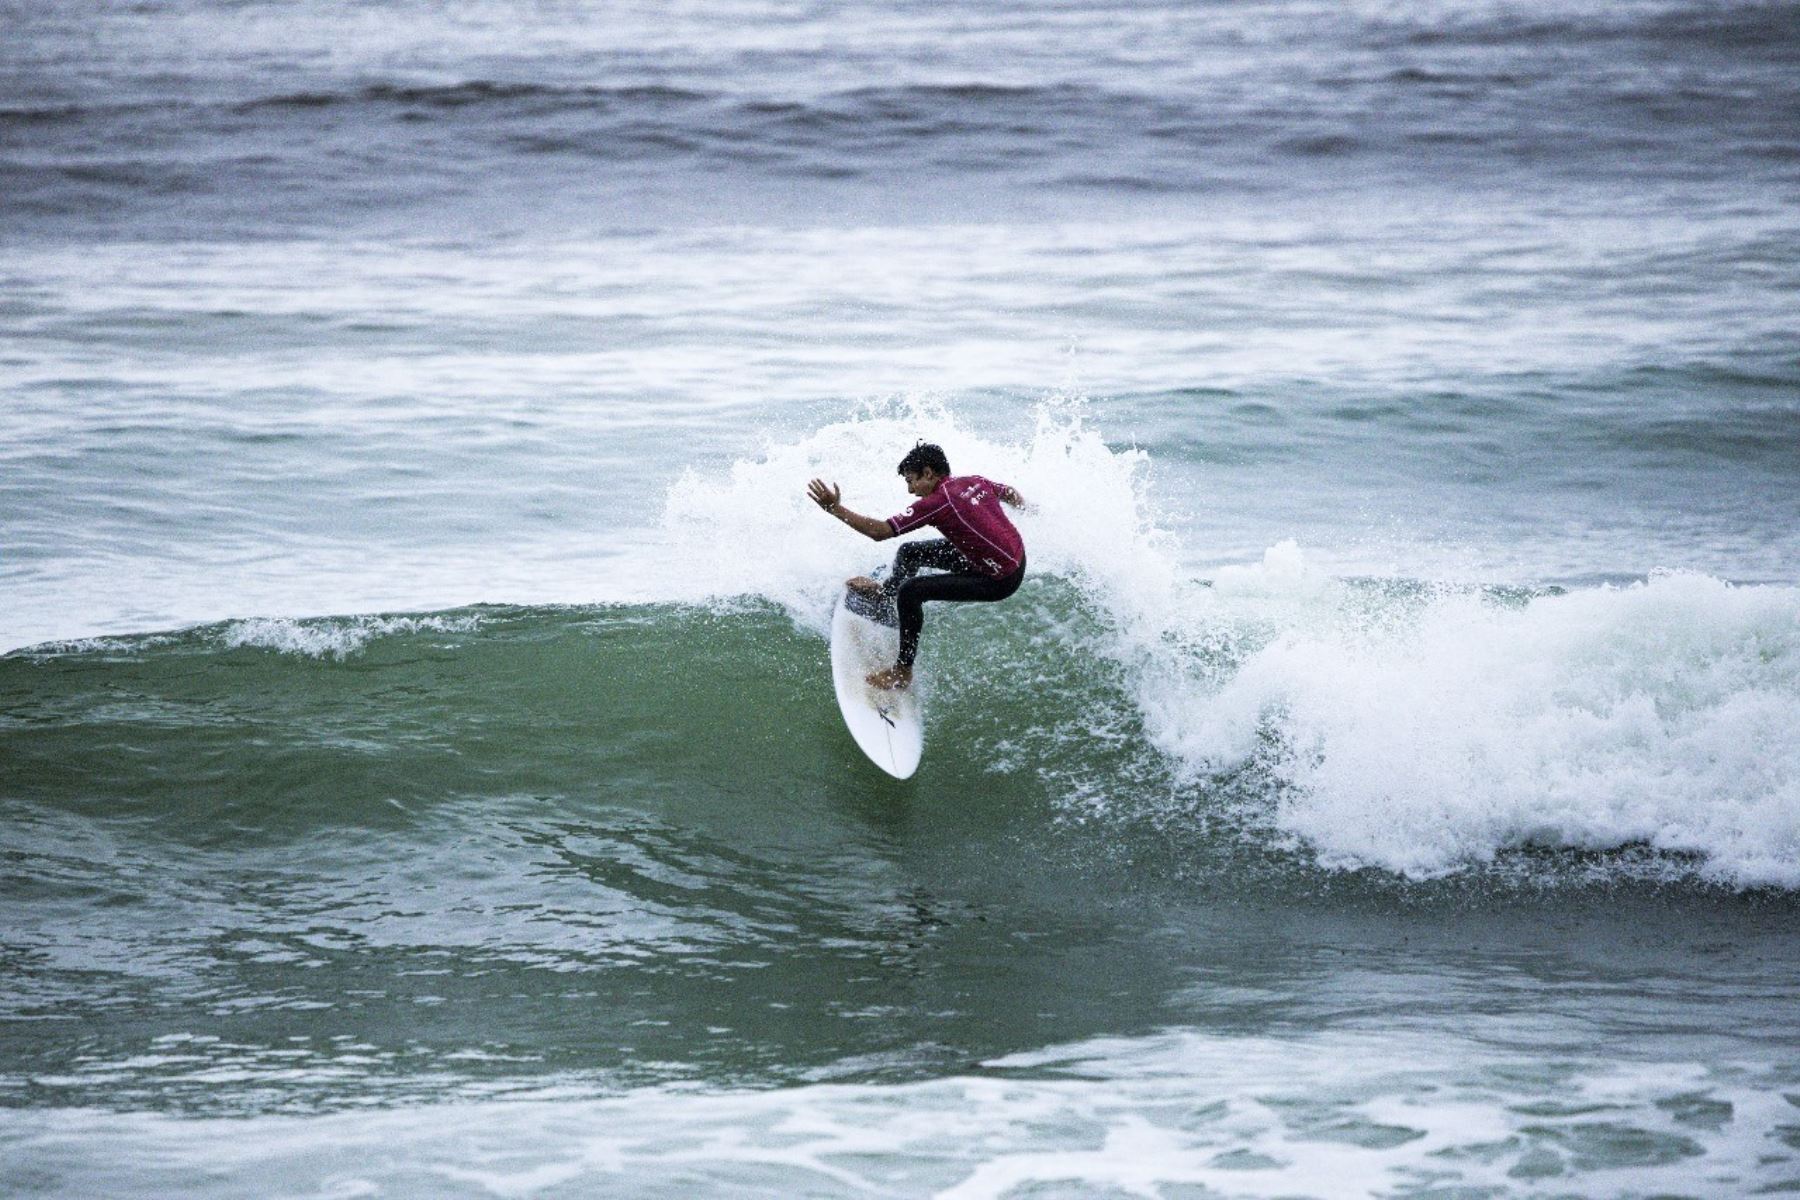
[843,585,898,628]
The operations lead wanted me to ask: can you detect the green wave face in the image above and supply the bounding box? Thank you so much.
[0,595,1236,1112]
[2,594,1134,840]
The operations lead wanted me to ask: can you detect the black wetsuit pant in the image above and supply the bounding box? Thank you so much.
[882,539,1026,668]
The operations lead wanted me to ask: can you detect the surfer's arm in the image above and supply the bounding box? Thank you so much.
[831,505,896,541]
[807,478,895,541]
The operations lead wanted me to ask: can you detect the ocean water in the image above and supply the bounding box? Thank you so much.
[4,1,1800,1196]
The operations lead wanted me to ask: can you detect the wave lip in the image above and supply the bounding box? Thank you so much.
[1152,560,1800,889]
[216,613,484,659]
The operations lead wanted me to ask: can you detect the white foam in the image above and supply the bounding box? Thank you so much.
[217,615,483,660]
[1144,564,1800,888]
[3,1027,1791,1198]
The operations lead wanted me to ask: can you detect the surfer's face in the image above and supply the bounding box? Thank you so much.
[901,469,941,497]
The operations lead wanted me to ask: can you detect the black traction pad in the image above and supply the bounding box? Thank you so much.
[843,567,898,628]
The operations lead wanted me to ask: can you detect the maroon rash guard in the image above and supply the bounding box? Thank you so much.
[885,475,1025,579]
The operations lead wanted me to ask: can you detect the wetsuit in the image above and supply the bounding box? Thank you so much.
[882,475,1027,668]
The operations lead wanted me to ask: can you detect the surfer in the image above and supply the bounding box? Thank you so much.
[807,442,1027,690]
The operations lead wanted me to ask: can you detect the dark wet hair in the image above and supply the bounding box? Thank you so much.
[896,441,950,478]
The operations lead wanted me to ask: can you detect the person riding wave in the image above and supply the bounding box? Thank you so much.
[807,442,1027,690]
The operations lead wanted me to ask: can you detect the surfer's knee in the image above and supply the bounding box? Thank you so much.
[893,541,929,575]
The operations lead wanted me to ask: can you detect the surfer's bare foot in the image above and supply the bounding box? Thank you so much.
[867,664,912,690]
[846,575,882,598]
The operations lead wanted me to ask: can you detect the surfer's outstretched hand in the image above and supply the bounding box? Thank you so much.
[807,479,841,510]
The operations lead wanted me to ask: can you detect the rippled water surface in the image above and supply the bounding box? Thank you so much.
[4,0,1799,1195]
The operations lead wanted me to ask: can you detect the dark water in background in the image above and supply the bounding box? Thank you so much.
[4,1,1800,1195]
[5,0,1800,234]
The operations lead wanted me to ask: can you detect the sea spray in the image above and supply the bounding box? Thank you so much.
[658,395,1181,635]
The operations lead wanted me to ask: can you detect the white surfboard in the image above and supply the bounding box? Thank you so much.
[829,579,923,779]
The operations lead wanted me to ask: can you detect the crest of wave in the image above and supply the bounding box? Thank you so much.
[1149,563,1800,888]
